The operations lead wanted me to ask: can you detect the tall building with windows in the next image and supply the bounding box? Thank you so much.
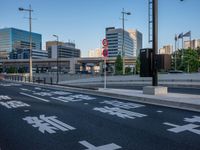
[88,48,102,57]
[9,49,48,59]
[0,27,42,59]
[46,41,81,58]
[184,39,200,49]
[159,45,173,54]
[106,27,134,57]
[105,27,142,57]
[128,29,143,56]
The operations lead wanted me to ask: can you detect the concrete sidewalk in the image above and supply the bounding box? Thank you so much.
[98,88,200,112]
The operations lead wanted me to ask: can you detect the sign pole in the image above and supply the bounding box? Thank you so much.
[104,57,107,89]
[102,38,108,89]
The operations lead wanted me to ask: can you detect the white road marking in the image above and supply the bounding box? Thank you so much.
[157,110,163,113]
[0,95,11,100]
[51,94,95,103]
[101,100,144,109]
[79,140,122,150]
[20,92,49,102]
[20,88,31,92]
[23,115,75,134]
[184,116,200,123]
[93,106,147,119]
[0,101,30,109]
[164,122,200,135]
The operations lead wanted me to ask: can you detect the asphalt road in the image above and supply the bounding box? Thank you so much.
[0,80,200,150]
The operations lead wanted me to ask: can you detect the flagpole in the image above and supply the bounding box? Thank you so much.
[181,36,184,64]
[175,34,177,70]
[190,31,192,49]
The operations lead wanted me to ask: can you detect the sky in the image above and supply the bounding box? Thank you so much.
[0,0,200,57]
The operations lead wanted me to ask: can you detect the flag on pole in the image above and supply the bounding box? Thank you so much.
[175,34,178,41]
[183,31,191,37]
[178,33,183,39]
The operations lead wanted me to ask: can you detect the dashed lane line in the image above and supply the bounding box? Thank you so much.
[20,92,50,102]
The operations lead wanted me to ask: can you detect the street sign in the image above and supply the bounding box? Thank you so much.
[102,49,108,57]
[102,39,108,47]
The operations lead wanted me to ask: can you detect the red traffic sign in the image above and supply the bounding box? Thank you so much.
[102,39,108,47]
[102,49,108,57]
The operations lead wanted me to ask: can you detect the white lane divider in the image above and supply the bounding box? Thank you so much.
[20,92,49,102]
[79,140,122,150]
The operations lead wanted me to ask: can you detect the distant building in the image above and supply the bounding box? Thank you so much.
[46,41,81,58]
[9,49,48,59]
[184,39,200,49]
[105,27,134,57]
[0,51,8,59]
[46,41,65,50]
[88,48,102,57]
[127,29,143,56]
[159,45,173,54]
[0,28,42,59]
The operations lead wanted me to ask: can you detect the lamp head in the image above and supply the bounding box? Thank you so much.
[18,7,24,11]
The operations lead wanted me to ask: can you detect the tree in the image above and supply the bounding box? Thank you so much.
[135,56,140,74]
[7,67,17,73]
[115,54,123,75]
[172,48,199,72]
[125,67,132,74]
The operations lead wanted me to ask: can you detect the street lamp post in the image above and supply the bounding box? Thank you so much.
[19,5,33,82]
[152,0,158,86]
[53,35,59,84]
[121,8,131,75]
[151,0,184,86]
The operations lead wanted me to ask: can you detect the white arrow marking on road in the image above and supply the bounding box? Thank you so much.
[79,141,122,150]
[20,92,49,102]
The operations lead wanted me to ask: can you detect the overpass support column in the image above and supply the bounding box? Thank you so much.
[69,58,76,74]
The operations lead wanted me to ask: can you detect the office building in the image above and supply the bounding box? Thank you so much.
[159,45,173,54]
[106,27,134,57]
[47,41,81,58]
[128,29,143,56]
[184,39,200,49]
[10,49,48,59]
[88,48,102,57]
[0,28,42,59]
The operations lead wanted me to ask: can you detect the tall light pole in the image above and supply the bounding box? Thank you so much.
[151,0,184,86]
[121,8,131,75]
[152,0,158,86]
[19,5,33,82]
[53,35,59,84]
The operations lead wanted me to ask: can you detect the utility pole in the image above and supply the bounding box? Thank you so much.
[53,35,59,84]
[121,8,131,75]
[152,0,158,86]
[19,5,33,82]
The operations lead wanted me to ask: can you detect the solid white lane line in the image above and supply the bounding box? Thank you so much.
[20,92,49,102]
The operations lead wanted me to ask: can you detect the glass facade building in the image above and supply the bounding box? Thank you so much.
[0,28,42,59]
[106,27,134,57]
